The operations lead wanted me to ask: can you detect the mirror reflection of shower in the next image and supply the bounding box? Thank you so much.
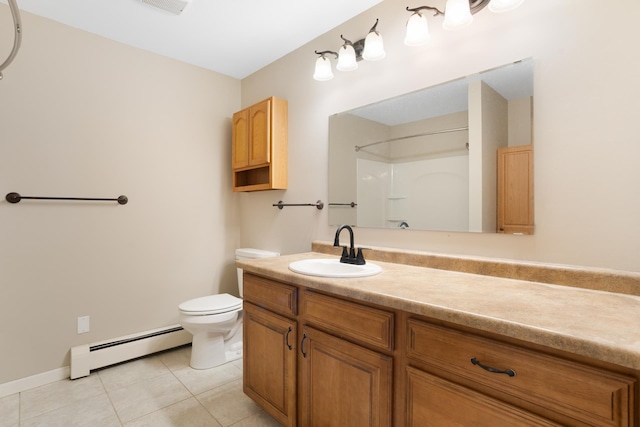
[0,0,23,80]
[328,58,534,233]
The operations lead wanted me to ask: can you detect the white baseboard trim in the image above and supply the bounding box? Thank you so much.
[0,366,70,398]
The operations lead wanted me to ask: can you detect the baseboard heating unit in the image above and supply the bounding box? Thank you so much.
[70,325,191,379]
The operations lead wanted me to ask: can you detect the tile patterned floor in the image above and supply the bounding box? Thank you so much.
[0,346,282,426]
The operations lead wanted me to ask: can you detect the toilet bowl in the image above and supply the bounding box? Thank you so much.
[179,248,279,370]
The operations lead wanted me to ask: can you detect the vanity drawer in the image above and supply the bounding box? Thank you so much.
[302,291,393,352]
[242,274,297,317]
[406,319,635,427]
[406,366,562,426]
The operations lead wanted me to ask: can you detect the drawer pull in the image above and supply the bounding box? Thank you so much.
[301,333,308,358]
[285,327,293,350]
[470,357,516,377]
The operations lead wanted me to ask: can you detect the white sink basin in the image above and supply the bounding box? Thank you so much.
[288,258,382,278]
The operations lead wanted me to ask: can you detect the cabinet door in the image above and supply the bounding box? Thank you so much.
[248,99,271,166]
[243,302,297,427]
[299,326,392,427]
[232,108,249,170]
[497,144,533,234]
[406,367,561,427]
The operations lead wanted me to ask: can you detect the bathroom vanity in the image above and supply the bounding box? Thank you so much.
[239,243,640,426]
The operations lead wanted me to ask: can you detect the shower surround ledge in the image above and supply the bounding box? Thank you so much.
[236,242,640,371]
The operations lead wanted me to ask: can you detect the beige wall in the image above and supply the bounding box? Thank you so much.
[2,0,640,387]
[240,0,640,271]
[0,9,241,383]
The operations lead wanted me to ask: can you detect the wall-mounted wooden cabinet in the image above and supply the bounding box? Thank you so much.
[232,96,287,192]
[497,144,534,234]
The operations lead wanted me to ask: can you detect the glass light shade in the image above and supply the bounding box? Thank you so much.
[362,31,385,61]
[443,0,473,30]
[313,56,333,81]
[336,44,358,71]
[404,12,431,46]
[488,0,525,13]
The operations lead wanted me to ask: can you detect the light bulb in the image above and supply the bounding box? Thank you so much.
[337,44,358,71]
[363,31,385,61]
[404,12,431,46]
[313,56,334,81]
[488,0,525,13]
[443,0,473,30]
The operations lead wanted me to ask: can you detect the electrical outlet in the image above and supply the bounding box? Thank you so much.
[77,316,90,334]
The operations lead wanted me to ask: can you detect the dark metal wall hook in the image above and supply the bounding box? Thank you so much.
[6,192,128,205]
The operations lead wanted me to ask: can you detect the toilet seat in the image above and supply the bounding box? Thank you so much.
[179,293,242,315]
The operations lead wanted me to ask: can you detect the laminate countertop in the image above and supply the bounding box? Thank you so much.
[237,251,640,371]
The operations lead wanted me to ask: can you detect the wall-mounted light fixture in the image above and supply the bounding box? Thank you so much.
[405,0,525,45]
[313,19,385,81]
[313,0,525,81]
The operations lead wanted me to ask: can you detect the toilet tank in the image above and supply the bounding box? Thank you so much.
[235,248,280,297]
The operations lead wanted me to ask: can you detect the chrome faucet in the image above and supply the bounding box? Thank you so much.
[333,224,367,265]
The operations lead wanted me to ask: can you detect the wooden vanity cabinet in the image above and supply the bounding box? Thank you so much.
[242,274,394,427]
[405,318,636,427]
[406,366,562,426]
[242,274,298,427]
[243,272,637,426]
[299,291,394,426]
[232,96,287,192]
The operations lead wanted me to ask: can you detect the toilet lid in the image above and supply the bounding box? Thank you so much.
[179,293,243,315]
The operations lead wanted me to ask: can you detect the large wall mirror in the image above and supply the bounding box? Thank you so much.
[328,58,534,234]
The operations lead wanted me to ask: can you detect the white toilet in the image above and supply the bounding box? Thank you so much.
[178,248,279,370]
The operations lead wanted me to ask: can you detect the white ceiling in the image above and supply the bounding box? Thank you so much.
[2,0,383,79]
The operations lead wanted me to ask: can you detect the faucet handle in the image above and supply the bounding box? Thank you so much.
[339,246,350,262]
[355,247,369,265]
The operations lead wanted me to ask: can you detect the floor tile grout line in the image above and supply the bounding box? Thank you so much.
[97,369,125,426]
[122,395,195,426]
[96,353,174,395]
[17,376,107,425]
[8,348,265,427]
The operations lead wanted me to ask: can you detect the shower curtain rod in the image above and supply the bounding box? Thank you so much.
[0,0,23,80]
[354,126,469,152]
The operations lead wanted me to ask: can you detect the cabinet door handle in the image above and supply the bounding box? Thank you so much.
[300,333,307,358]
[470,357,516,377]
[285,327,293,350]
